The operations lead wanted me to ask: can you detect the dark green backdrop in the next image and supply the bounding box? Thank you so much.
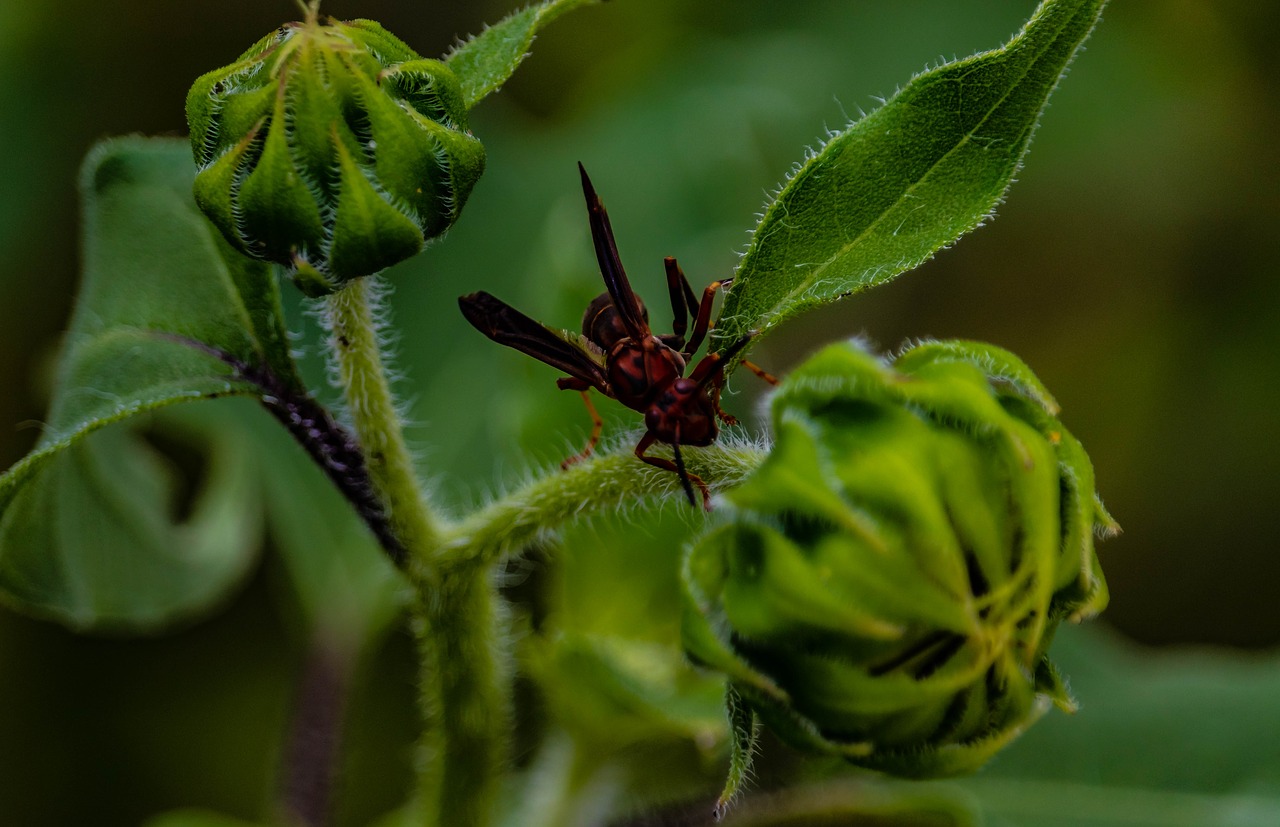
[2,2,1277,824]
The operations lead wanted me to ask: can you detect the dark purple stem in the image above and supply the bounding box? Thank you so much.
[153,332,406,565]
[280,640,352,827]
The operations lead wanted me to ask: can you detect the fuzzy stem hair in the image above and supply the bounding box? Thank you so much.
[440,439,770,569]
[322,276,441,563]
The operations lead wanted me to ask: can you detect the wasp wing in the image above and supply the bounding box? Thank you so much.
[578,163,650,341]
[459,291,609,391]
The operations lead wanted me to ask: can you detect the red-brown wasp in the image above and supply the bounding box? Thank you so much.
[458,164,775,509]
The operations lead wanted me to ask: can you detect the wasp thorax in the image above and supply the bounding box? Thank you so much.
[681,339,1116,777]
[185,10,485,296]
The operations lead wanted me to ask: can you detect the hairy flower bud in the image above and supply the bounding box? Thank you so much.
[186,9,485,296]
[682,339,1116,777]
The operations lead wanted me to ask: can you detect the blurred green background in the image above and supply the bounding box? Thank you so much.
[2,1,1278,825]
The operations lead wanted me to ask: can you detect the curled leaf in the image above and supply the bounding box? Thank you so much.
[0,138,297,628]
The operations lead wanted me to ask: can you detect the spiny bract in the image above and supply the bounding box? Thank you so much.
[186,10,484,296]
[682,338,1115,777]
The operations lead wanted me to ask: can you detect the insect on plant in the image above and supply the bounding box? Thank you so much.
[459,164,776,509]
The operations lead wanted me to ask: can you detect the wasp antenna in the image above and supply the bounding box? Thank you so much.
[578,162,598,204]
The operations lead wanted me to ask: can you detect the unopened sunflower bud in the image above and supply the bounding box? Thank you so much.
[186,9,485,296]
[682,339,1115,777]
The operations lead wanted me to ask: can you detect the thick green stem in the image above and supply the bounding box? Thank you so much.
[413,562,509,827]
[326,277,503,827]
[324,277,441,561]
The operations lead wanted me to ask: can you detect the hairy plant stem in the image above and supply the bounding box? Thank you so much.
[438,441,770,569]
[326,277,503,827]
[413,561,509,827]
[325,277,442,562]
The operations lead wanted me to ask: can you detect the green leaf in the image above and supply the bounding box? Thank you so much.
[143,808,267,827]
[960,626,1280,827]
[527,632,726,751]
[721,778,980,826]
[0,137,301,627]
[248,407,408,650]
[0,391,405,635]
[18,136,298,462]
[715,0,1106,352]
[445,0,604,110]
[0,404,261,630]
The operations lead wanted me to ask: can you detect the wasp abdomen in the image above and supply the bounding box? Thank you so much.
[583,292,648,351]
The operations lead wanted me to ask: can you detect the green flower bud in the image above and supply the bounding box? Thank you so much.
[185,7,485,296]
[682,339,1116,777]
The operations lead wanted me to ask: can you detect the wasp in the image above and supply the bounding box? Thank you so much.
[459,164,775,509]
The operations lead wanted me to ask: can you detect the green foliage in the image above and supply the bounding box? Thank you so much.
[0,139,297,627]
[0,0,603,635]
[0,406,261,629]
[716,684,761,817]
[962,626,1280,826]
[0,0,1200,825]
[718,779,981,826]
[715,0,1106,356]
[0,141,400,634]
[144,809,267,827]
[526,632,726,752]
[445,0,605,109]
[683,338,1112,777]
[0,389,403,636]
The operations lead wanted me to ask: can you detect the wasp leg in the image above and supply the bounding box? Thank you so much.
[711,383,740,427]
[688,332,753,385]
[682,277,734,359]
[635,431,711,510]
[740,359,778,386]
[687,332,769,425]
[557,378,603,468]
[663,257,697,346]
